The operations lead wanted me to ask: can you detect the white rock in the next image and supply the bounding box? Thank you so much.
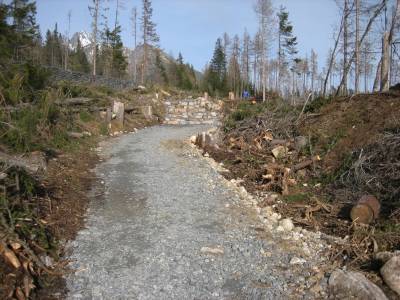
[381,256,400,296]
[290,257,307,265]
[279,218,294,232]
[276,226,285,232]
[200,246,224,255]
[190,135,197,144]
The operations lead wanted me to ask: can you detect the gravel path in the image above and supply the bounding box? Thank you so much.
[66,125,328,299]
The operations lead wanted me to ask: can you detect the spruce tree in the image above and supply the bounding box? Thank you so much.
[205,38,227,96]
[109,25,128,78]
[9,0,39,61]
[278,6,298,66]
[140,0,159,83]
[70,39,90,73]
[0,4,13,61]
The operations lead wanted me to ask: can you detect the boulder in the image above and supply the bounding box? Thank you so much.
[381,256,400,296]
[329,269,388,300]
[375,251,400,263]
[279,218,294,231]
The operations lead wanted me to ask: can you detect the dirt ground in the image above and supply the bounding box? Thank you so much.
[205,91,400,298]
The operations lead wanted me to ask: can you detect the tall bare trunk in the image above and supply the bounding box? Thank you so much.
[336,0,387,96]
[381,32,390,91]
[323,14,344,97]
[355,0,360,93]
[92,0,99,78]
[373,59,381,91]
[343,0,348,95]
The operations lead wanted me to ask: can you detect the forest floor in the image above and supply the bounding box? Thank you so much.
[203,90,400,298]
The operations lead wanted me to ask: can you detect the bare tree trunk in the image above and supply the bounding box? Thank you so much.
[65,11,71,71]
[355,0,360,93]
[131,7,137,83]
[380,1,399,91]
[373,59,382,91]
[323,14,344,97]
[336,0,387,96]
[343,0,349,95]
[92,0,99,78]
[381,32,390,91]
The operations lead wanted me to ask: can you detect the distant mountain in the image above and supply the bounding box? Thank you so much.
[70,31,202,83]
[70,31,92,51]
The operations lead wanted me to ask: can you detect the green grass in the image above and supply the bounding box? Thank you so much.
[304,96,332,113]
[223,101,270,131]
[283,193,310,203]
[79,110,94,123]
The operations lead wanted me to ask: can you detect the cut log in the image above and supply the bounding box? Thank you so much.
[0,151,46,178]
[293,156,321,172]
[55,97,94,106]
[350,195,380,224]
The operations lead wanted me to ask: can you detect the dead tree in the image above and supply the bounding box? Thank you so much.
[380,0,399,91]
[355,0,360,93]
[323,14,344,97]
[89,0,101,78]
[336,0,388,96]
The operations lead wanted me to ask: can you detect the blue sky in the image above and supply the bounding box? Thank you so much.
[35,0,339,71]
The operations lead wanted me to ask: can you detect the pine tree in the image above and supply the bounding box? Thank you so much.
[0,3,13,61]
[204,38,227,96]
[277,6,298,92]
[109,25,127,78]
[9,0,39,61]
[70,39,90,73]
[140,0,159,84]
[43,24,63,67]
[155,50,168,85]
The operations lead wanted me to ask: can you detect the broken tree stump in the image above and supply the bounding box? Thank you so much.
[113,101,125,126]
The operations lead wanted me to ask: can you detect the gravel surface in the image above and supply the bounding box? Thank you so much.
[66,125,328,299]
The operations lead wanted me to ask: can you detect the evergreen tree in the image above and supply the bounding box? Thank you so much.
[43,24,64,67]
[155,50,168,85]
[204,38,227,96]
[109,25,128,78]
[8,0,39,61]
[140,0,159,83]
[0,4,13,61]
[277,6,298,66]
[70,39,90,73]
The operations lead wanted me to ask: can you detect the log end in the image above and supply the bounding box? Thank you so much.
[350,204,374,224]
